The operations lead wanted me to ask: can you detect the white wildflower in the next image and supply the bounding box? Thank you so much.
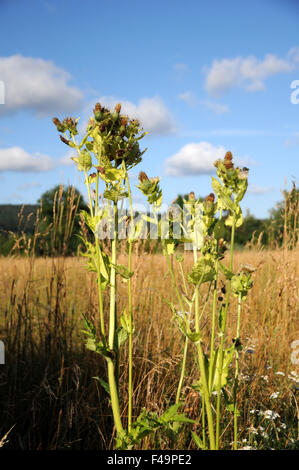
[263,410,280,420]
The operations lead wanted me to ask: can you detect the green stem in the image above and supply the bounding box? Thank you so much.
[196,343,216,450]
[107,357,124,435]
[106,201,123,435]
[125,171,134,433]
[95,172,105,340]
[215,212,236,449]
[175,336,189,404]
[233,294,242,450]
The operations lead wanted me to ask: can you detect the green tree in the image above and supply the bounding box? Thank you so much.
[37,184,88,256]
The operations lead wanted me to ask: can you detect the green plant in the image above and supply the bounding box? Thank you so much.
[138,151,254,450]
[52,104,192,449]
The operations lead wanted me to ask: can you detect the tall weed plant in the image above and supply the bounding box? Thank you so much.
[53,103,253,450]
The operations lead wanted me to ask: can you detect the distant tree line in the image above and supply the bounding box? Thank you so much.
[0,184,297,256]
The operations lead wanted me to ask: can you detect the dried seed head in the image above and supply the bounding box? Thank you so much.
[95,166,105,174]
[224,151,233,161]
[116,149,126,158]
[224,160,234,170]
[99,122,106,132]
[188,191,195,201]
[131,118,140,127]
[94,103,101,112]
[89,172,97,179]
[139,171,149,182]
[120,116,128,127]
[205,193,215,203]
[59,135,70,146]
[114,103,121,113]
[52,117,61,126]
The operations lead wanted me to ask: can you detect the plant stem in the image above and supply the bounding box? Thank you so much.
[196,343,216,450]
[107,357,124,435]
[125,172,134,433]
[215,212,236,449]
[106,201,123,435]
[175,336,189,404]
[94,172,105,340]
[233,294,242,450]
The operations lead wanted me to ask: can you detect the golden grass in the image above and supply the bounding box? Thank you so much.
[0,247,298,449]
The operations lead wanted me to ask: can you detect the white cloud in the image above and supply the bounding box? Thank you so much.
[0,147,55,172]
[164,141,226,177]
[248,185,273,195]
[0,54,83,116]
[201,100,230,115]
[178,91,197,107]
[204,47,299,96]
[91,96,177,136]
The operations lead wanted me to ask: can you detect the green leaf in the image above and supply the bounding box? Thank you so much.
[187,257,216,285]
[226,403,240,416]
[93,377,110,396]
[116,326,128,348]
[100,168,125,183]
[77,149,92,171]
[103,188,120,203]
[191,431,207,450]
[112,264,134,280]
[163,240,175,255]
[219,262,234,280]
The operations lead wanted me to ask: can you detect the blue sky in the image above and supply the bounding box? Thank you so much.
[0,0,298,218]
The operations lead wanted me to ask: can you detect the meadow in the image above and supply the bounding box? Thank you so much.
[0,246,298,449]
[0,105,298,451]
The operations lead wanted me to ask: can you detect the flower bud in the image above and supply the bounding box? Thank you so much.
[95,166,105,175]
[93,103,103,122]
[59,135,70,146]
[139,171,149,182]
[224,160,234,170]
[224,151,233,161]
[120,116,128,127]
[205,193,215,203]
[52,117,66,132]
[114,103,121,114]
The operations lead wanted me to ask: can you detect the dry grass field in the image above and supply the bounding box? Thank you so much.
[0,246,298,449]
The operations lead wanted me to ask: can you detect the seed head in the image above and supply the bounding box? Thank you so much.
[224,151,233,161]
[95,166,105,175]
[188,191,195,201]
[59,135,70,146]
[224,160,234,170]
[205,193,215,203]
[99,122,106,133]
[114,103,121,113]
[139,171,149,182]
[52,117,61,127]
[120,116,128,127]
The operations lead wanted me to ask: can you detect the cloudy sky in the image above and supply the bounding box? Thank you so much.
[0,0,298,218]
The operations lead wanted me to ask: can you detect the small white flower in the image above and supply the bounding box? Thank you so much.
[260,375,269,382]
[248,426,258,435]
[270,392,279,399]
[240,446,256,450]
[275,371,285,376]
[263,410,280,420]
